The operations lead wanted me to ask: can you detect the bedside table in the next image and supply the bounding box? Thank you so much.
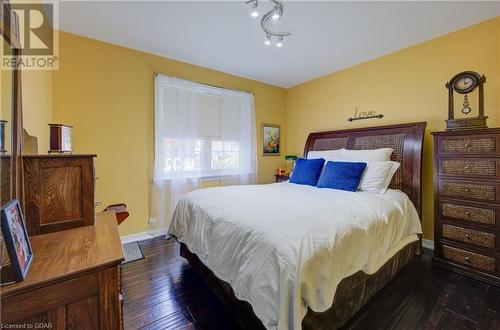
[275,174,290,182]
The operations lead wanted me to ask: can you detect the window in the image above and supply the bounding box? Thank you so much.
[161,138,239,178]
[151,74,257,231]
[211,139,239,170]
[154,74,256,183]
[162,138,202,174]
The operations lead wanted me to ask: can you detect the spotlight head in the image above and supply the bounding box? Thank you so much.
[276,36,283,48]
[250,2,258,17]
[271,5,280,20]
[264,34,271,46]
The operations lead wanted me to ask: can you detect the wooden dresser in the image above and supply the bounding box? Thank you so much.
[0,211,124,329]
[432,128,500,286]
[23,154,96,235]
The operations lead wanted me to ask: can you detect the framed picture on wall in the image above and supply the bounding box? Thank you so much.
[262,123,280,156]
[1,199,33,282]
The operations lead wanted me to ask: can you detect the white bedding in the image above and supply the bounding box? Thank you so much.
[168,183,422,330]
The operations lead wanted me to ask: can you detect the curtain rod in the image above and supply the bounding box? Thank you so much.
[154,72,255,95]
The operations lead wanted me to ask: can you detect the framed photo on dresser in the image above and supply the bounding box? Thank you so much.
[1,199,33,282]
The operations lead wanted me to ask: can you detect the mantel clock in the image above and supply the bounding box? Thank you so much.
[445,71,487,130]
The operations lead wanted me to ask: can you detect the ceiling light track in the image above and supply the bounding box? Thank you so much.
[246,0,292,47]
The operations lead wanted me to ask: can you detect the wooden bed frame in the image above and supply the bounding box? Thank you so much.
[180,122,427,329]
[304,122,426,227]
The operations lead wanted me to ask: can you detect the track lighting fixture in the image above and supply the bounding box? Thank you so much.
[245,0,291,47]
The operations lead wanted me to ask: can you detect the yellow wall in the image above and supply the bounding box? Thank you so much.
[23,71,53,153]
[1,64,13,153]
[52,31,287,236]
[286,17,500,240]
[1,76,52,157]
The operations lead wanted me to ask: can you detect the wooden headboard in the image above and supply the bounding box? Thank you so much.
[304,122,426,217]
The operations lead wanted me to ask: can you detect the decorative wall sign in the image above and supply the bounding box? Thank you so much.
[347,107,384,122]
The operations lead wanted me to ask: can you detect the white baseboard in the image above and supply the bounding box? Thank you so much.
[422,239,434,250]
[120,231,165,244]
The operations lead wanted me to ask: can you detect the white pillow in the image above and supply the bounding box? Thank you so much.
[307,149,342,161]
[358,160,400,194]
[340,148,393,161]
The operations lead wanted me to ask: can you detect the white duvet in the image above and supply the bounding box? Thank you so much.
[168,183,422,330]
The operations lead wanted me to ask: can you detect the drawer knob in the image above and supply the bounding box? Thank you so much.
[465,233,472,240]
[464,256,471,263]
[465,210,472,216]
[464,188,470,192]
[464,166,471,171]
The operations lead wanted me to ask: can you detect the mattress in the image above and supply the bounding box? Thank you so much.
[168,182,422,330]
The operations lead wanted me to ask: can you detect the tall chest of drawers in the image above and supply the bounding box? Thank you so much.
[432,128,500,286]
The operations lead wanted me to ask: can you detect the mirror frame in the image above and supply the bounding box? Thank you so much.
[1,0,24,206]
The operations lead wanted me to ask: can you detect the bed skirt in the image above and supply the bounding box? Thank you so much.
[180,240,418,329]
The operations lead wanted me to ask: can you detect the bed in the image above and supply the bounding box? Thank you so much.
[170,122,426,329]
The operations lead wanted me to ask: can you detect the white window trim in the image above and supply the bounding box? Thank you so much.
[153,173,248,185]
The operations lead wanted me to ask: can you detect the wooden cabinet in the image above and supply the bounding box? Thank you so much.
[0,211,124,329]
[23,154,96,235]
[432,128,500,287]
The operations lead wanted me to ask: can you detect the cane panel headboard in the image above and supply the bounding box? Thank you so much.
[304,122,426,217]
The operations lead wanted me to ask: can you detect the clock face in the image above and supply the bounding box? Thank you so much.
[453,75,478,94]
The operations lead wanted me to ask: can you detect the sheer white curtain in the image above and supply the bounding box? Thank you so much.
[149,74,257,234]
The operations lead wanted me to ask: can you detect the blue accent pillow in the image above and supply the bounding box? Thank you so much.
[289,158,325,186]
[317,161,367,191]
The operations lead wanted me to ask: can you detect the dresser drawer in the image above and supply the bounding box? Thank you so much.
[438,134,500,155]
[1,272,99,323]
[439,158,500,178]
[442,224,496,248]
[441,244,496,273]
[440,200,498,226]
[439,179,500,203]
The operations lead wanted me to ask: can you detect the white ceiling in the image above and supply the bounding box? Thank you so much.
[58,1,500,88]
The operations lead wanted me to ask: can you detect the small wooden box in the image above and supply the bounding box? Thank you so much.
[23,154,96,235]
[49,124,73,154]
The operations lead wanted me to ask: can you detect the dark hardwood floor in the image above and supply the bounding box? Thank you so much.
[122,237,500,330]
